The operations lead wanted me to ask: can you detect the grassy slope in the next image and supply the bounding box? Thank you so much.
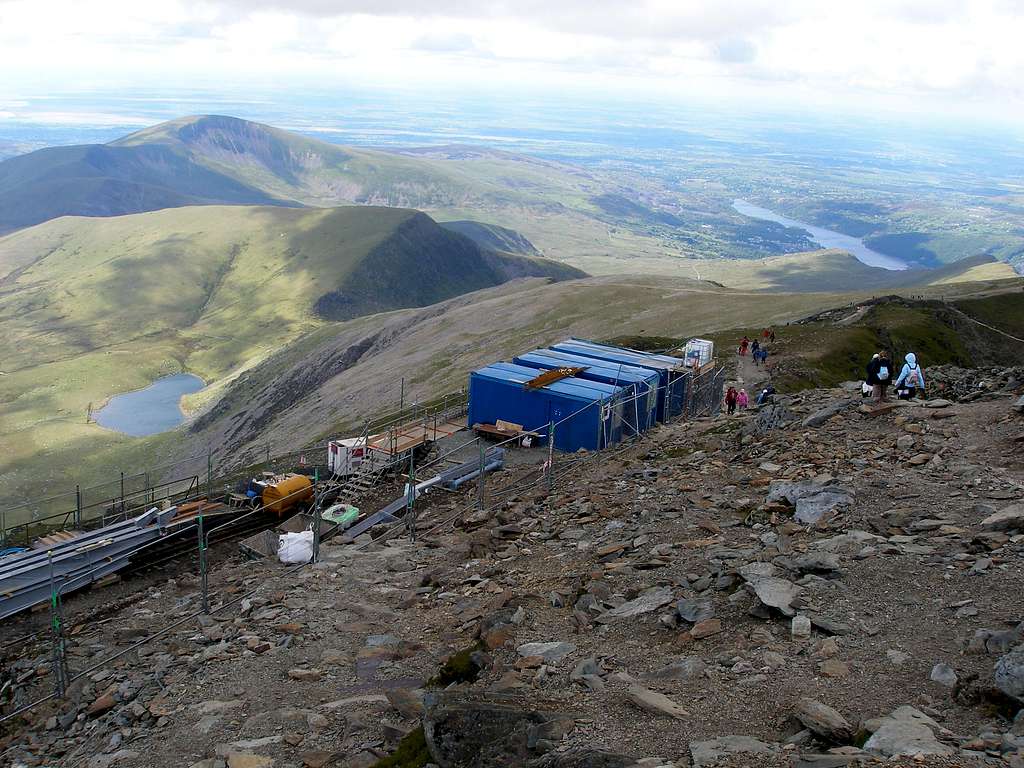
[708,291,1024,392]
[3,272,1019,523]
[0,205,579,516]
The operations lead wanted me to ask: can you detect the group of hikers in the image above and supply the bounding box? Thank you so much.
[864,350,926,404]
[727,328,779,414]
[738,328,775,368]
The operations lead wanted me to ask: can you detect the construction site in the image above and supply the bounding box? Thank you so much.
[0,339,724,727]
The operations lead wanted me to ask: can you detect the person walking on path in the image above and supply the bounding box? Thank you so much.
[752,339,760,357]
[726,386,738,414]
[865,350,893,404]
[769,328,776,343]
[739,336,750,357]
[894,352,926,399]
[737,389,749,410]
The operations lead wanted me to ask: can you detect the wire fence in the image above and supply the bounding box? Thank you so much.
[0,390,470,547]
[0,364,726,730]
[0,366,727,547]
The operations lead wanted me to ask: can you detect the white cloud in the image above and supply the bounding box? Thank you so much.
[0,0,1021,118]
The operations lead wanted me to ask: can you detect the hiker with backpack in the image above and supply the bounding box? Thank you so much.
[865,350,894,404]
[726,386,738,414]
[894,353,926,400]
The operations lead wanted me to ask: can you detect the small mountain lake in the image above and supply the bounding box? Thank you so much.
[732,199,907,271]
[93,373,205,437]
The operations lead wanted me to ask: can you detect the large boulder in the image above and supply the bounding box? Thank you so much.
[995,645,1024,702]
[794,698,854,743]
[863,706,953,757]
[767,480,854,525]
[980,503,1024,532]
[422,693,576,767]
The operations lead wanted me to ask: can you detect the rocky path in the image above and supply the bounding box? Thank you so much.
[1,368,1023,768]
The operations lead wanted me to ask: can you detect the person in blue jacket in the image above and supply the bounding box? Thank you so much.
[894,352,926,399]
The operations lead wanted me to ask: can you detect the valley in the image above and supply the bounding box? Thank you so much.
[0,114,1022,531]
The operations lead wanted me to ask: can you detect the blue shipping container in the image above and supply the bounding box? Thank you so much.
[467,363,625,452]
[512,350,658,435]
[550,340,689,420]
[487,362,627,449]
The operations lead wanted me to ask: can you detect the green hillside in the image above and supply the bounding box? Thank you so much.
[0,204,581,509]
[439,220,540,255]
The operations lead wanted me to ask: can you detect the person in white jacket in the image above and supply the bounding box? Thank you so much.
[894,352,925,399]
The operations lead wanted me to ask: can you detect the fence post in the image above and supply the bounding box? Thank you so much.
[47,552,66,698]
[206,448,213,503]
[312,469,321,564]
[1,506,6,548]
[546,420,555,493]
[405,449,416,542]
[197,514,208,613]
[75,485,82,528]
[265,444,271,467]
[476,440,486,511]
[119,472,125,515]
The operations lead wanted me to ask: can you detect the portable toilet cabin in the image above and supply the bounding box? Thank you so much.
[467,363,625,452]
[550,340,688,421]
[486,362,627,449]
[512,349,658,435]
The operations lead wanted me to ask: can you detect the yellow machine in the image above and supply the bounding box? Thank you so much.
[261,473,313,516]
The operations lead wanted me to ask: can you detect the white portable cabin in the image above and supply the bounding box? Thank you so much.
[327,437,387,476]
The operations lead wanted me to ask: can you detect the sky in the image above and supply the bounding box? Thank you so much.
[2,0,1024,121]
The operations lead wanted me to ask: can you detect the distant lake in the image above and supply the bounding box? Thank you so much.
[733,199,907,271]
[94,373,205,437]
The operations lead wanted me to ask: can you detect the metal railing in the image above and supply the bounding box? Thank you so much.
[0,389,470,547]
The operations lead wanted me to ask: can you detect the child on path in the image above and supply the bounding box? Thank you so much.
[739,337,750,356]
[894,352,926,399]
[737,389,749,410]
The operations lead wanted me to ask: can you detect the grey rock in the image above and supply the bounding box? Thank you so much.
[640,656,706,682]
[739,563,803,617]
[624,685,688,719]
[597,587,674,622]
[775,553,841,576]
[794,698,853,743]
[517,642,576,663]
[896,435,915,451]
[1014,393,1024,412]
[690,736,776,767]
[422,692,575,767]
[980,503,1024,532]
[768,480,854,525]
[929,663,958,688]
[863,706,953,757]
[570,657,601,681]
[675,598,715,624]
[995,645,1024,702]
[803,399,855,428]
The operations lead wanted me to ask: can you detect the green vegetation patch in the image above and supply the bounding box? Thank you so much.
[371,725,431,768]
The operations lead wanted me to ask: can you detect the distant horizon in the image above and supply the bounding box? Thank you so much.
[3,1,1024,126]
